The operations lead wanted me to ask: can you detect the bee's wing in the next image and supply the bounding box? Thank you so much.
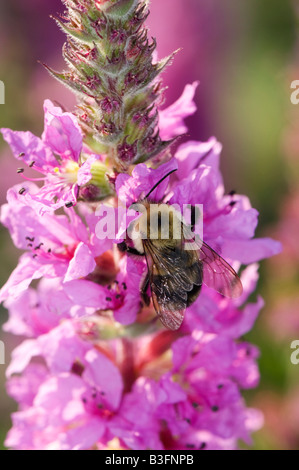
[143,239,201,330]
[200,241,243,297]
[183,228,243,298]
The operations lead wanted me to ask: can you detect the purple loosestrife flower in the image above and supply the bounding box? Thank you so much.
[3,278,97,338]
[0,182,107,302]
[0,183,143,325]
[158,82,199,140]
[6,322,123,450]
[1,100,112,214]
[4,288,262,450]
[115,138,280,266]
[1,134,280,449]
[0,0,281,451]
[1,82,197,213]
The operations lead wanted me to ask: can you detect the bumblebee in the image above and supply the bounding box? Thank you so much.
[119,170,243,330]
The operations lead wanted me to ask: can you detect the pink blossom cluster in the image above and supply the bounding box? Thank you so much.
[0,83,281,450]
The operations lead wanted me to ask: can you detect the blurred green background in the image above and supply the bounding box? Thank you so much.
[0,0,299,449]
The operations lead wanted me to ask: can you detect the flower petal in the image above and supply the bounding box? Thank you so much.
[1,128,56,172]
[42,100,83,162]
[64,243,96,282]
[159,82,199,139]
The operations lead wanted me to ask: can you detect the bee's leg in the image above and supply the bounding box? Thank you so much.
[117,241,143,256]
[140,271,150,306]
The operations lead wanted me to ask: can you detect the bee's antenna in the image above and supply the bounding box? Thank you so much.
[145,169,177,199]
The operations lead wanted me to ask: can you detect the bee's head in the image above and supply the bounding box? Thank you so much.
[127,169,178,247]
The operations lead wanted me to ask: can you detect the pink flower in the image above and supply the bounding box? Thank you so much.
[1,130,281,450]
[170,139,281,264]
[4,312,263,450]
[4,319,121,450]
[63,254,145,325]
[114,137,281,281]
[116,158,178,207]
[159,82,199,140]
[0,183,102,302]
[0,0,280,452]
[182,264,264,337]
[6,342,123,450]
[0,181,147,326]
[3,277,96,338]
[1,100,102,215]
